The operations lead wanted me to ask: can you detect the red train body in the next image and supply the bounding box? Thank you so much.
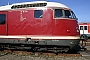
[0,1,80,52]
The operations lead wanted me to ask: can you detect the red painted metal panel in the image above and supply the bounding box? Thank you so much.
[8,10,35,35]
[0,25,7,35]
[88,25,90,33]
[7,8,79,36]
[53,19,79,36]
[41,9,53,35]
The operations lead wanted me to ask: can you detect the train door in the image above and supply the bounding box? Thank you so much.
[0,12,7,35]
[79,25,88,34]
[34,9,53,35]
[41,8,53,35]
[34,10,43,34]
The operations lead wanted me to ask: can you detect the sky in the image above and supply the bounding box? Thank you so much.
[0,0,90,22]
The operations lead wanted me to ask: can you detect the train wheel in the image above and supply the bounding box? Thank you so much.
[80,34,88,49]
[68,45,81,54]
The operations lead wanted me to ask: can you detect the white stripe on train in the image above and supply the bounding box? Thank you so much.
[0,35,80,39]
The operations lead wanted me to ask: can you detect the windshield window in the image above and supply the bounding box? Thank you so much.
[71,11,77,19]
[80,26,83,30]
[54,9,77,19]
[64,10,77,19]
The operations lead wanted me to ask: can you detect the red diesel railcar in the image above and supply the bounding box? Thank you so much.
[0,1,80,52]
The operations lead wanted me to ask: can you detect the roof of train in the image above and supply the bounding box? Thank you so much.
[79,22,90,25]
[0,1,69,11]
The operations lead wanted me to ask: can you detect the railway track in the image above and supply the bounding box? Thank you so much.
[0,50,82,57]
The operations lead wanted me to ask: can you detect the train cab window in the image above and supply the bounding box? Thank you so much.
[80,26,83,30]
[84,26,87,30]
[0,14,6,24]
[71,11,77,19]
[54,9,63,18]
[64,10,71,18]
[34,10,43,18]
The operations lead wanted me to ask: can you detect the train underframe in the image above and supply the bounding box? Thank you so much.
[0,38,80,53]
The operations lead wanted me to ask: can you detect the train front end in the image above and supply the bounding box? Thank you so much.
[52,8,80,51]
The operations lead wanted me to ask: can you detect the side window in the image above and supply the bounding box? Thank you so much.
[54,9,63,18]
[80,26,83,30]
[0,14,6,24]
[34,10,43,18]
[84,26,87,30]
